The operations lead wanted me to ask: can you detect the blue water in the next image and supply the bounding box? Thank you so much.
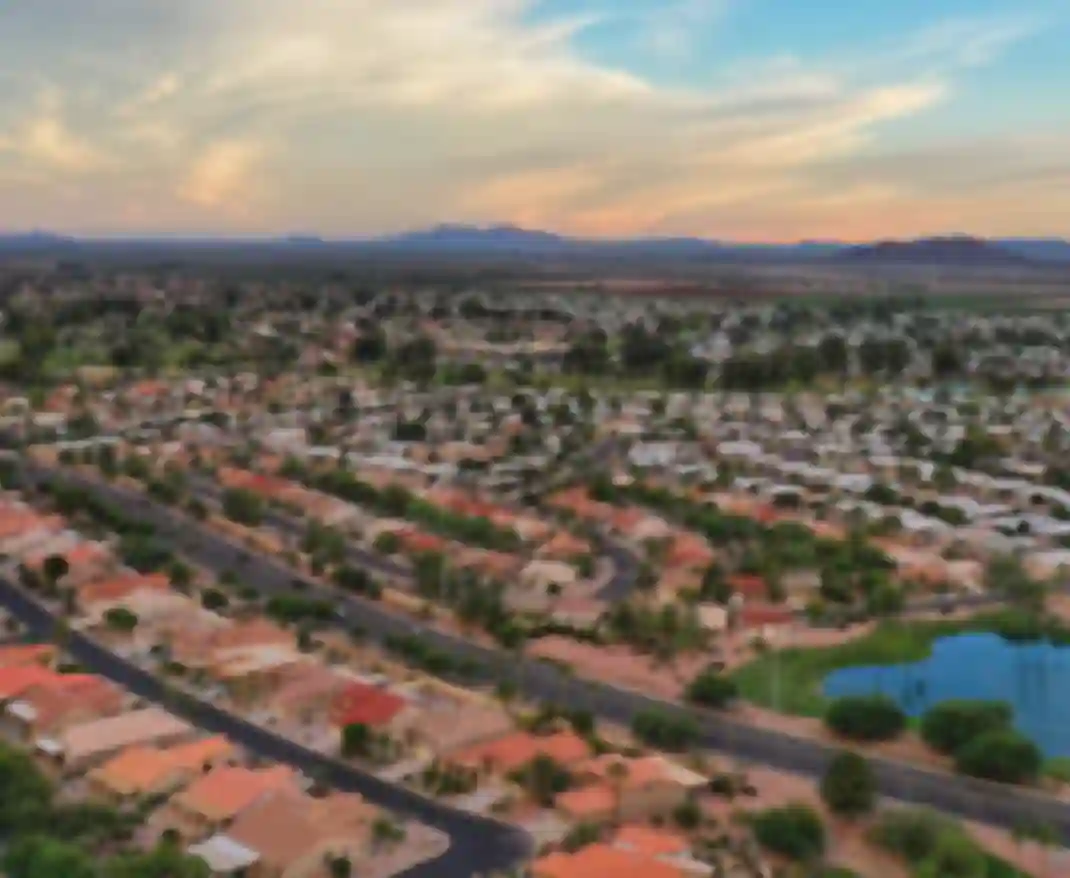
[823,633,1070,758]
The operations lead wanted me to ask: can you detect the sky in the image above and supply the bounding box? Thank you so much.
[1,0,1069,241]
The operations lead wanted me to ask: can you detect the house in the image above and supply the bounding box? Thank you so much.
[0,643,56,670]
[0,664,59,704]
[88,735,236,802]
[35,707,195,776]
[519,560,578,592]
[538,531,591,561]
[392,699,514,757]
[156,764,302,841]
[664,534,715,571]
[611,824,692,860]
[24,540,112,586]
[268,664,351,725]
[444,729,591,779]
[556,754,706,824]
[328,682,409,730]
[3,673,125,742]
[531,844,685,878]
[189,791,376,878]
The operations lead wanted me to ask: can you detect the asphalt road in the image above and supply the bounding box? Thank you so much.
[183,467,639,602]
[24,463,1070,844]
[0,575,531,878]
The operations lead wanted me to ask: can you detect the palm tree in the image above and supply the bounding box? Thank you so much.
[606,759,629,826]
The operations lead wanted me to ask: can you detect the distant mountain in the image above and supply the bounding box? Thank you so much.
[378,224,568,252]
[0,226,1066,267]
[835,236,1032,267]
[997,238,1070,263]
[0,231,76,252]
[372,224,843,262]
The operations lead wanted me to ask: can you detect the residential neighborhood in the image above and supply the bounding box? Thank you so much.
[3,274,1070,878]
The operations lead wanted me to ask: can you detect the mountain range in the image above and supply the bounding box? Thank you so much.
[2,226,1069,265]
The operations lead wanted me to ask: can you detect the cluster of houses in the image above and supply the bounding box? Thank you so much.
[214,462,602,611]
[0,642,382,878]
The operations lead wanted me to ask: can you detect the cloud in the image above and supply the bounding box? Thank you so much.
[178,140,263,211]
[0,90,103,173]
[643,0,731,59]
[0,0,1052,236]
[117,73,182,118]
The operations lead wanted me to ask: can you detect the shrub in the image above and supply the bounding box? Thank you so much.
[686,669,738,709]
[630,710,699,752]
[954,730,1042,785]
[103,607,138,632]
[870,808,948,862]
[820,751,877,818]
[825,695,907,742]
[916,831,986,878]
[920,700,1012,755]
[752,803,825,862]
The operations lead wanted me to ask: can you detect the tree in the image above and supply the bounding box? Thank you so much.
[512,754,572,807]
[954,729,1042,785]
[327,856,352,878]
[371,816,406,848]
[103,841,212,878]
[686,668,738,709]
[825,695,906,742]
[820,751,876,818]
[167,559,193,592]
[916,830,985,878]
[42,554,69,588]
[3,835,96,878]
[341,723,373,759]
[0,744,54,834]
[103,607,139,633]
[752,803,825,862]
[221,488,264,526]
[920,700,1011,755]
[630,710,699,751]
[200,588,229,611]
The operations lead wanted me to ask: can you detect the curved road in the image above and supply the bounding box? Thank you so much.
[0,575,531,878]
[24,462,1070,845]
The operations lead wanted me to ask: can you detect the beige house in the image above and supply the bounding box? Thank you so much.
[189,791,376,878]
[35,707,194,777]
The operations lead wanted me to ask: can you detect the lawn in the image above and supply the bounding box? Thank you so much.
[731,611,1063,718]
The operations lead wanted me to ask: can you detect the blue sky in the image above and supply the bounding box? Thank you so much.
[0,0,1068,240]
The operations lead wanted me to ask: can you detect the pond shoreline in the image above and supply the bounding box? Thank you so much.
[732,608,1070,718]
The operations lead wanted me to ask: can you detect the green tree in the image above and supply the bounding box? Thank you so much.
[752,803,826,862]
[820,751,876,818]
[686,668,738,709]
[327,856,352,878]
[3,835,96,878]
[0,744,54,833]
[167,559,193,592]
[200,588,229,612]
[512,754,572,807]
[103,607,139,633]
[341,723,373,759]
[825,695,907,742]
[221,487,264,526]
[920,700,1012,755]
[954,729,1042,785]
[916,830,985,878]
[42,554,69,588]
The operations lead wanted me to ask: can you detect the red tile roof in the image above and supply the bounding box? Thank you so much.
[329,682,407,729]
[0,665,57,700]
[726,574,767,600]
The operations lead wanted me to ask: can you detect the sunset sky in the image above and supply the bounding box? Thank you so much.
[2,0,1069,240]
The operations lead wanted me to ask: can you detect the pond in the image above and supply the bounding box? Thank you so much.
[823,632,1070,758]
